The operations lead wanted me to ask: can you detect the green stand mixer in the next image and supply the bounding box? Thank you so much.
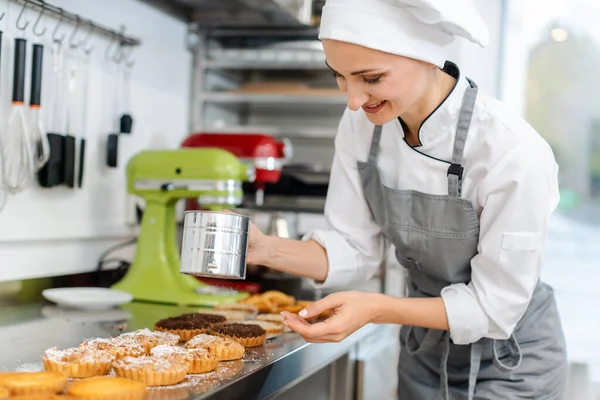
[111,148,255,307]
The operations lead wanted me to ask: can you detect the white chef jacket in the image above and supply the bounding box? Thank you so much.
[304,70,560,345]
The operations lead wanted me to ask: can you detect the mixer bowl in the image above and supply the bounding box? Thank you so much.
[180,211,251,280]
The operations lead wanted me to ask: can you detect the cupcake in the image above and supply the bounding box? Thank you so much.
[79,338,145,360]
[185,334,245,361]
[0,371,67,396]
[150,345,219,374]
[256,313,290,332]
[43,347,112,378]
[67,376,146,400]
[242,320,285,338]
[154,314,211,342]
[192,313,227,326]
[210,323,266,348]
[112,356,189,386]
[118,329,179,352]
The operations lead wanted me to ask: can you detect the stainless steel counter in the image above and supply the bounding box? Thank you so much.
[0,300,386,399]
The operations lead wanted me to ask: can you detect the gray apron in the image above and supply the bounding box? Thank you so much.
[357,79,568,399]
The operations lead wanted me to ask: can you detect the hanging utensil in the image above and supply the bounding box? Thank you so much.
[63,49,76,187]
[1,37,34,192]
[38,16,66,188]
[29,43,50,170]
[62,18,83,188]
[78,40,93,188]
[106,41,122,168]
[120,49,134,134]
[76,25,94,188]
[28,2,50,170]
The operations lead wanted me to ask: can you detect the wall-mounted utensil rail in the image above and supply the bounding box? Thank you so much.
[8,0,141,47]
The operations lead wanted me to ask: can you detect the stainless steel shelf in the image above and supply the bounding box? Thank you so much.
[198,125,337,138]
[140,0,319,28]
[199,92,346,105]
[204,59,328,70]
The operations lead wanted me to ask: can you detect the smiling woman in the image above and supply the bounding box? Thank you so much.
[323,41,458,146]
[237,0,569,399]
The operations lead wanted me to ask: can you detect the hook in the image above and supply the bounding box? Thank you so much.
[16,1,29,31]
[106,26,127,63]
[113,43,125,63]
[81,20,95,54]
[69,15,82,48]
[52,8,65,43]
[123,46,135,68]
[105,38,118,62]
[32,2,47,37]
[112,25,128,63]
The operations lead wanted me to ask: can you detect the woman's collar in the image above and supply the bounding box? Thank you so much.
[398,61,469,149]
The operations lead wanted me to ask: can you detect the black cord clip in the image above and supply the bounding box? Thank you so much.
[447,163,464,179]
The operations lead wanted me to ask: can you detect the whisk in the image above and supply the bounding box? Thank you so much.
[0,38,35,193]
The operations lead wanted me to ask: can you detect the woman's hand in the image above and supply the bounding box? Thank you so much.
[223,210,329,281]
[223,209,272,266]
[281,291,384,343]
[246,221,274,266]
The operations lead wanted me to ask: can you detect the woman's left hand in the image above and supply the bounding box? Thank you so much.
[281,291,383,343]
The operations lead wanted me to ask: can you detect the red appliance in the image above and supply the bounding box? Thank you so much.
[181,132,294,294]
[181,132,293,209]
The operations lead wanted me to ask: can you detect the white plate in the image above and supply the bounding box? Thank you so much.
[42,287,133,310]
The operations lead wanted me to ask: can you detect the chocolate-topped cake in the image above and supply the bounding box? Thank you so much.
[155,317,210,331]
[210,323,267,348]
[194,313,227,325]
[154,314,211,341]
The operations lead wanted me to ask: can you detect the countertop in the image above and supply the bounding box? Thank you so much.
[0,300,382,399]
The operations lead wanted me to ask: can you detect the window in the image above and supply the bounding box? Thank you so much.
[501,0,600,390]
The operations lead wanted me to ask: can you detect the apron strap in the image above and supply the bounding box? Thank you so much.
[406,327,487,400]
[404,326,446,355]
[493,334,523,372]
[439,336,484,400]
[439,332,451,400]
[468,341,484,400]
[447,78,478,198]
[368,125,383,164]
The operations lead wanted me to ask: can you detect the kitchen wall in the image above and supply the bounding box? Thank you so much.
[0,0,191,281]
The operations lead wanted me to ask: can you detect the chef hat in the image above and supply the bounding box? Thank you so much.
[318,0,490,68]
